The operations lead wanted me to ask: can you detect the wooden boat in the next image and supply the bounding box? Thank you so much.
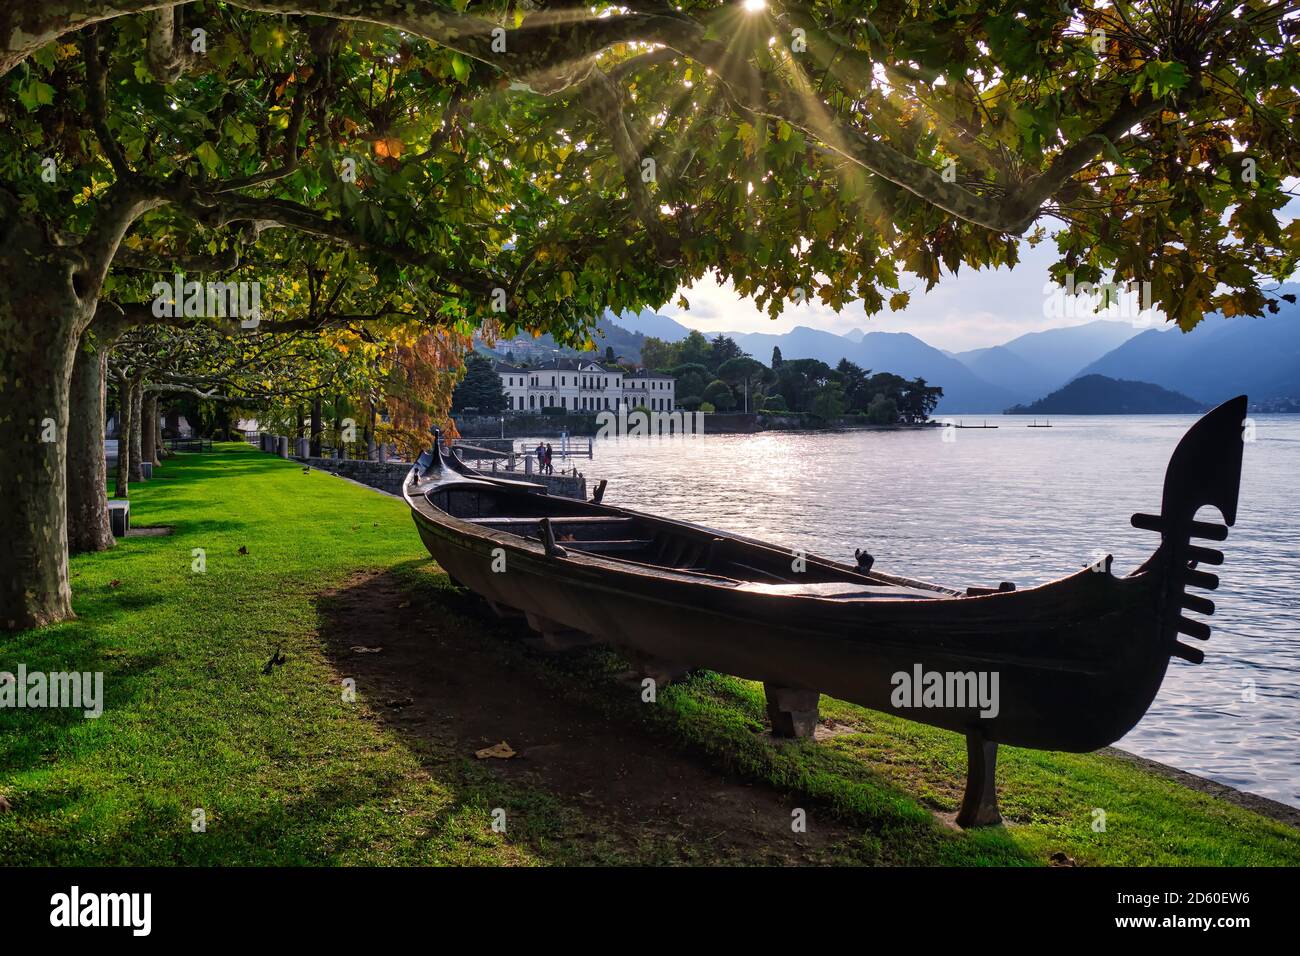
[404,396,1246,826]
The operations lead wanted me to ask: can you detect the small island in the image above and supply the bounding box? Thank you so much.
[1007,374,1207,414]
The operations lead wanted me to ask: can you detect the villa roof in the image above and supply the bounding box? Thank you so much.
[496,358,614,373]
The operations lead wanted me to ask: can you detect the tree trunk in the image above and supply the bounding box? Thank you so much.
[114,377,132,500]
[296,404,305,440]
[0,228,86,629]
[67,337,114,554]
[142,392,159,466]
[128,379,144,481]
[156,407,169,459]
[310,396,322,456]
[365,398,376,460]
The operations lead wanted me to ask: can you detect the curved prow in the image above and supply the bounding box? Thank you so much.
[412,428,446,480]
[1131,395,1247,664]
[1158,394,1247,528]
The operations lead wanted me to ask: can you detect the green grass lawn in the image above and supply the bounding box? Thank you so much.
[1,444,1296,865]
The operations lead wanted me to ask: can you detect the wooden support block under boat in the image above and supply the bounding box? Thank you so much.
[622,649,693,688]
[956,735,1001,828]
[523,610,601,651]
[764,683,821,738]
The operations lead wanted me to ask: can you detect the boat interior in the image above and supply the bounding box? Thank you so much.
[420,478,956,600]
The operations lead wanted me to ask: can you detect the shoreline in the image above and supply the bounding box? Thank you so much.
[1102,747,1299,827]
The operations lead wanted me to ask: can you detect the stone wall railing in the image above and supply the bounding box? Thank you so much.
[297,454,587,500]
[255,433,587,499]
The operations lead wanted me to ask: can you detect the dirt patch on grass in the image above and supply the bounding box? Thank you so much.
[317,569,871,865]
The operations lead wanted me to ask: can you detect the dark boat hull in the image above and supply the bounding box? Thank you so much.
[404,396,1244,756]
[409,502,1168,751]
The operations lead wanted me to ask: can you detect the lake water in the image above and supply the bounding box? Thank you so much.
[554,415,1300,808]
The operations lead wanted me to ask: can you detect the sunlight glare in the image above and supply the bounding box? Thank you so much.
[742,0,767,12]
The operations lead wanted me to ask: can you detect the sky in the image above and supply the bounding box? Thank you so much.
[659,186,1300,353]
[658,240,1153,353]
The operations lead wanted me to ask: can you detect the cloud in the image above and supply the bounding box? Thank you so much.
[661,241,1145,352]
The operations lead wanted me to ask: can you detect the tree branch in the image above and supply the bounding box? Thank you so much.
[84,24,133,181]
[144,5,199,84]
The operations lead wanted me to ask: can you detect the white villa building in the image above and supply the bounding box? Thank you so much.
[496,359,675,413]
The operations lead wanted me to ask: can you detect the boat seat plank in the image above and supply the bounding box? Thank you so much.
[733,581,948,600]
[465,516,637,527]
[567,539,654,553]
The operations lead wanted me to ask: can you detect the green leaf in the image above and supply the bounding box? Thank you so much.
[195,141,221,173]
[450,53,470,84]
[17,79,55,111]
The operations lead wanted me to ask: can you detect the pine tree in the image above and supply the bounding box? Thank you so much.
[452,353,506,414]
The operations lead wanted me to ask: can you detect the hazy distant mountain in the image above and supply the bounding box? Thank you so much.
[952,320,1144,403]
[843,328,867,343]
[1077,295,1300,404]
[1008,374,1205,414]
[1002,320,1144,379]
[608,309,693,342]
[953,346,1055,406]
[721,325,1017,413]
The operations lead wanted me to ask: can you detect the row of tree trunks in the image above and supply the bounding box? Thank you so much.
[113,373,134,501]
[67,338,115,555]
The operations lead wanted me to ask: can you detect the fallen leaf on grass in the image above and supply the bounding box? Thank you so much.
[475,741,517,760]
[350,645,383,654]
[109,579,121,588]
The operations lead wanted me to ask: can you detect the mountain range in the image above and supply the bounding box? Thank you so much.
[1075,303,1300,405]
[489,289,1300,414]
[614,310,1151,412]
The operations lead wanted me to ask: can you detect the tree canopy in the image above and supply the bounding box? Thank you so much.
[3,0,1298,630]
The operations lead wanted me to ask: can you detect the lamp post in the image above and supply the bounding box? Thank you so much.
[499,415,504,439]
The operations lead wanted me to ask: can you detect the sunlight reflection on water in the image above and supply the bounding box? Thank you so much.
[553,414,1300,807]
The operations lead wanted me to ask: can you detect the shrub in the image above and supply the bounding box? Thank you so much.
[867,393,899,425]
[702,378,736,411]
